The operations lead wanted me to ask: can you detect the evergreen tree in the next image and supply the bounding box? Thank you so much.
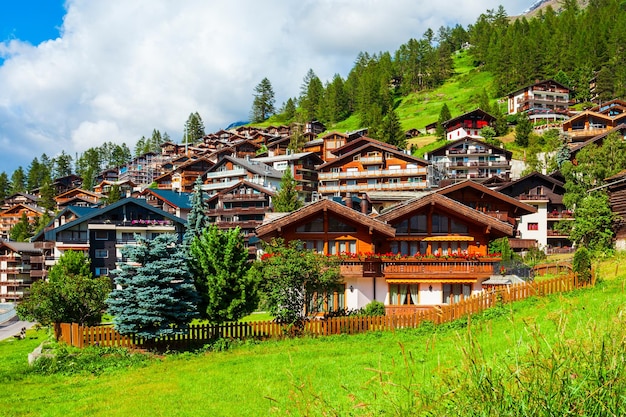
[377,109,406,149]
[107,234,199,339]
[106,184,122,205]
[16,250,110,326]
[282,97,297,121]
[436,104,451,140]
[183,177,209,248]
[569,192,615,253]
[9,211,33,242]
[250,78,276,123]
[38,179,56,212]
[189,225,258,323]
[184,112,206,144]
[53,151,73,179]
[10,167,26,194]
[514,114,532,147]
[75,148,101,190]
[299,69,324,121]
[273,169,302,212]
[0,172,9,201]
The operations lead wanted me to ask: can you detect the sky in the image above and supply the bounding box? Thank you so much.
[0,0,527,176]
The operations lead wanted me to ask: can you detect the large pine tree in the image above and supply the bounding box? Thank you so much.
[107,234,199,339]
[189,225,258,324]
[273,169,302,212]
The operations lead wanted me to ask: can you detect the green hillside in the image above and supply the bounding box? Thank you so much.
[2,254,625,416]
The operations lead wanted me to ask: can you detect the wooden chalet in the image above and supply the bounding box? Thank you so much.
[256,193,511,315]
[1,193,39,211]
[153,156,213,193]
[160,141,187,158]
[202,156,282,195]
[54,188,104,210]
[496,172,572,253]
[426,136,512,184]
[568,124,626,163]
[93,179,137,197]
[139,188,192,220]
[562,106,626,143]
[317,142,430,196]
[0,241,45,302]
[254,152,324,201]
[507,79,571,123]
[0,203,48,241]
[303,131,348,162]
[52,174,83,195]
[442,109,496,141]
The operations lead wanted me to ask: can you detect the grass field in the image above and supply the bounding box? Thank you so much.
[2,253,625,416]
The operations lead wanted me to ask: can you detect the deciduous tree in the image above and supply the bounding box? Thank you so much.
[16,251,110,326]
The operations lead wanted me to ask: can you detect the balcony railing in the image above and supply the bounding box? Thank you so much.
[204,168,247,179]
[318,167,427,180]
[319,181,428,194]
[519,194,548,201]
[338,258,500,279]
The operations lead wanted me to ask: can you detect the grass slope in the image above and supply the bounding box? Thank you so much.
[2,254,625,416]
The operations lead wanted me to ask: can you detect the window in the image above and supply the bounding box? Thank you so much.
[442,284,471,304]
[327,217,357,233]
[306,284,345,315]
[528,223,539,231]
[95,268,109,277]
[432,214,449,233]
[328,240,356,255]
[95,249,108,259]
[409,215,427,234]
[296,216,324,232]
[304,240,324,254]
[389,284,419,305]
[94,231,108,240]
[450,218,468,234]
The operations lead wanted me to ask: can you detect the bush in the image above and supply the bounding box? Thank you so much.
[363,301,386,317]
[573,247,592,283]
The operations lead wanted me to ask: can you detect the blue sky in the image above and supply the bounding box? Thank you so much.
[0,1,65,61]
[0,0,527,176]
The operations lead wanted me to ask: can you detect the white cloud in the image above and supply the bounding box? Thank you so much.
[0,0,525,174]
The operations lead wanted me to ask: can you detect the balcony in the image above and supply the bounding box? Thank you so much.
[222,194,269,201]
[204,168,247,179]
[319,181,429,194]
[547,230,569,237]
[519,194,548,201]
[447,148,492,155]
[318,167,427,181]
[338,258,500,279]
[547,211,574,220]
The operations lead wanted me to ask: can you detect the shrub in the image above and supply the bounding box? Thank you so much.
[573,247,592,283]
[363,301,386,317]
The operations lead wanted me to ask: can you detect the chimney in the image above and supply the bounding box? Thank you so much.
[344,193,352,209]
[360,194,368,214]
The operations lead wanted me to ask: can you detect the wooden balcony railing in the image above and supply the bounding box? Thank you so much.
[339,258,500,279]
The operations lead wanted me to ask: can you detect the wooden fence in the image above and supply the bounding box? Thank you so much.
[55,273,591,350]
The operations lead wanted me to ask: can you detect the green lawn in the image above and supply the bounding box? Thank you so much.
[2,255,625,416]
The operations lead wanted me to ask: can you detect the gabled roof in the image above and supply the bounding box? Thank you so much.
[256,198,395,240]
[495,171,565,196]
[569,124,626,157]
[436,180,536,215]
[377,192,514,236]
[318,142,428,170]
[427,136,512,158]
[0,241,41,254]
[206,180,275,203]
[1,203,46,215]
[208,156,283,179]
[55,188,104,201]
[442,108,496,129]
[140,189,193,209]
[253,152,324,165]
[41,198,186,241]
[331,136,397,156]
[507,79,571,97]
[32,206,100,241]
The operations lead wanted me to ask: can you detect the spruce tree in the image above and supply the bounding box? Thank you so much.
[183,177,209,248]
[250,78,276,123]
[107,234,199,339]
[273,169,302,212]
[189,225,258,323]
[436,104,451,140]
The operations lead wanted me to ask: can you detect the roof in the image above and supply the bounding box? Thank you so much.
[442,108,496,129]
[253,152,324,165]
[436,180,537,215]
[206,180,275,203]
[0,241,41,254]
[427,136,512,158]
[256,198,396,240]
[318,142,428,170]
[569,123,626,156]
[506,79,571,97]
[331,136,397,156]
[212,156,283,179]
[41,198,186,241]
[495,171,565,193]
[377,192,514,236]
[141,189,193,209]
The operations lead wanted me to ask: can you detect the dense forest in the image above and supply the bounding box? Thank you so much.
[3,0,626,199]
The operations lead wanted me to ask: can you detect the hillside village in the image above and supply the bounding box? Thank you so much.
[1,78,624,314]
[2,0,625,319]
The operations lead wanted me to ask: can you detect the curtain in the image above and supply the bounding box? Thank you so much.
[409,284,418,305]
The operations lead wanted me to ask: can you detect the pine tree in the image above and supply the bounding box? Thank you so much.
[250,78,276,123]
[515,114,532,147]
[183,177,209,248]
[436,104,452,140]
[107,234,199,339]
[53,151,73,179]
[189,225,258,323]
[299,69,324,121]
[273,169,302,212]
[10,167,26,195]
[0,172,9,201]
[377,109,406,149]
[10,211,33,242]
[184,112,206,144]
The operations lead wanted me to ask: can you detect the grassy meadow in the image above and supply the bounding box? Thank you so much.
[1,253,625,416]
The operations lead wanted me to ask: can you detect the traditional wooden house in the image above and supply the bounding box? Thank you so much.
[496,172,573,253]
[568,124,626,163]
[138,188,192,220]
[256,193,511,315]
[0,241,45,302]
[604,170,626,250]
[317,142,430,197]
[52,174,83,195]
[507,79,571,124]
[160,141,187,158]
[561,106,626,143]
[93,179,137,197]
[303,131,348,162]
[426,137,512,184]
[1,193,39,211]
[34,198,186,278]
[54,188,104,210]
[153,156,213,193]
[442,109,496,141]
[0,203,48,241]
[202,156,282,195]
[254,152,324,201]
